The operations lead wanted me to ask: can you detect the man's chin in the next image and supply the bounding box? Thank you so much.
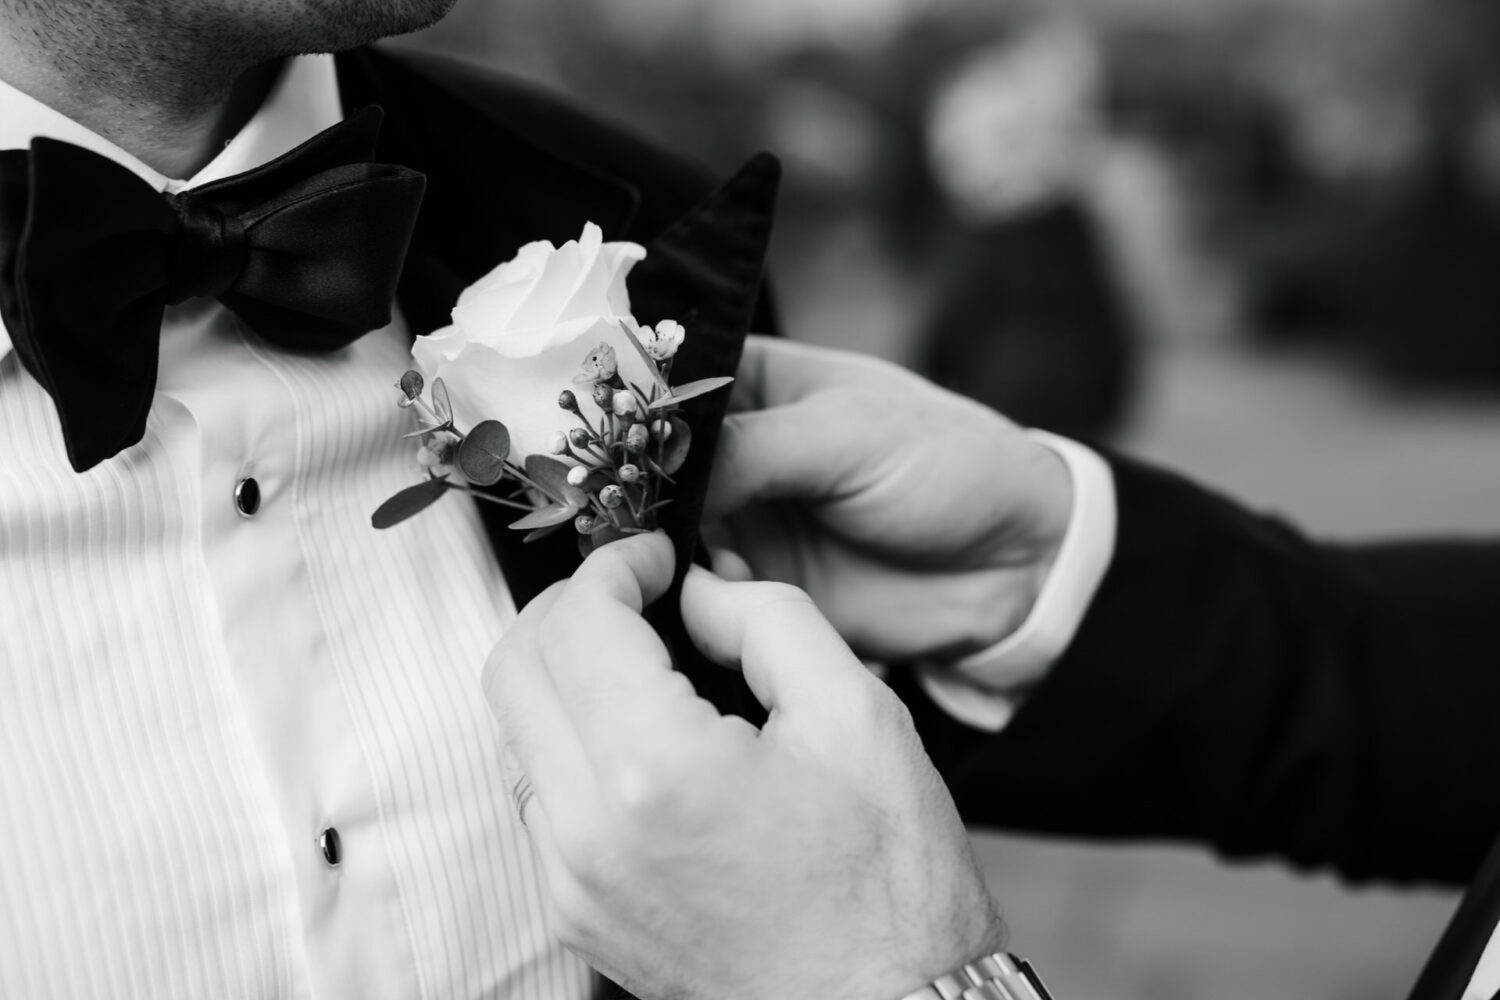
[284,0,463,54]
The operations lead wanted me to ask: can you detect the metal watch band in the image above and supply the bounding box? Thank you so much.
[900,952,1055,1000]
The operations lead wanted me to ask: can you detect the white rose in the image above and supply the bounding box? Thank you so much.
[411,223,655,460]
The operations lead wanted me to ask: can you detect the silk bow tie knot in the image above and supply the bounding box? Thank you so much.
[165,190,249,302]
[0,105,427,472]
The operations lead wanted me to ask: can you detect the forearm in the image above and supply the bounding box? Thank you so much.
[909,453,1500,887]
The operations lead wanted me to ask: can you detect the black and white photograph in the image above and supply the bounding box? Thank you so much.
[2,0,1499,997]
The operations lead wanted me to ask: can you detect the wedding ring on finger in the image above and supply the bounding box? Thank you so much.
[512,774,537,828]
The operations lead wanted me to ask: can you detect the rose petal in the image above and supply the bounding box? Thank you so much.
[411,323,467,370]
[602,242,645,318]
[422,223,658,462]
[506,238,587,332]
[429,318,656,459]
[557,234,646,326]
[452,239,556,332]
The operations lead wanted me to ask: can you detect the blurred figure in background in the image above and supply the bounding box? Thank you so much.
[1245,0,1500,386]
[921,13,1135,438]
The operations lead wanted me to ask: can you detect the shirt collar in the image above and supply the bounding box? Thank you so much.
[0,54,344,361]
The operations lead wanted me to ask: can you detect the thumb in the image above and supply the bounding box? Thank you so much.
[680,565,871,721]
[705,403,858,521]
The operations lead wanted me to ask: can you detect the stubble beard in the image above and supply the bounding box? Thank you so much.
[2,0,461,114]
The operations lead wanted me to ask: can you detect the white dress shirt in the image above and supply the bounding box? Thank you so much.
[0,56,593,1000]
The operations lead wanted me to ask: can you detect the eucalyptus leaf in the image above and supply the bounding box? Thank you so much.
[524,454,591,508]
[659,416,692,476]
[371,478,450,530]
[430,377,453,425]
[564,484,590,509]
[524,523,568,544]
[647,377,735,410]
[509,503,580,531]
[524,454,575,502]
[457,420,511,486]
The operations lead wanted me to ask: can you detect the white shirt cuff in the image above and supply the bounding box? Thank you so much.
[915,432,1117,732]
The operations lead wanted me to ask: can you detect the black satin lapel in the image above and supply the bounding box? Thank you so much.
[630,152,782,581]
[1407,832,1500,1000]
[626,154,781,717]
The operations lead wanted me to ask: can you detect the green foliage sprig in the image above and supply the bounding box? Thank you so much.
[372,323,731,557]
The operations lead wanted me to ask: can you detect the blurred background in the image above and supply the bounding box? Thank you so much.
[402,0,1500,995]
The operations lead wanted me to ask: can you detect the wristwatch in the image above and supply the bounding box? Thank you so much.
[899,952,1055,1000]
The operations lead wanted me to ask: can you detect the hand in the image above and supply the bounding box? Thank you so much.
[706,336,1074,662]
[483,533,1004,1000]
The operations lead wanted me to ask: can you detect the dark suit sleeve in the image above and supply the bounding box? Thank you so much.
[902,453,1500,888]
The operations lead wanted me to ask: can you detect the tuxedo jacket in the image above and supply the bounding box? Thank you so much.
[901,454,1500,1000]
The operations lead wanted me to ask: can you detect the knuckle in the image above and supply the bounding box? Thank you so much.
[748,581,813,613]
[657,669,702,707]
[587,539,630,578]
[598,743,712,833]
[600,755,680,819]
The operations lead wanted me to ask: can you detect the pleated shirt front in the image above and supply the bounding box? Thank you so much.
[0,55,594,1000]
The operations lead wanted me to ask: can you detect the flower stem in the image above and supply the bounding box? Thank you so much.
[502,462,551,499]
[451,485,534,511]
[565,444,605,468]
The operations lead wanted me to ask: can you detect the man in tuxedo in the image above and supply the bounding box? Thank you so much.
[491,335,1500,1000]
[0,1,782,997]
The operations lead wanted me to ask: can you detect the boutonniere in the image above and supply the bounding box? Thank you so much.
[371,223,732,556]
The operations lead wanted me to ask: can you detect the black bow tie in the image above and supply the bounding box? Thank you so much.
[0,105,426,472]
